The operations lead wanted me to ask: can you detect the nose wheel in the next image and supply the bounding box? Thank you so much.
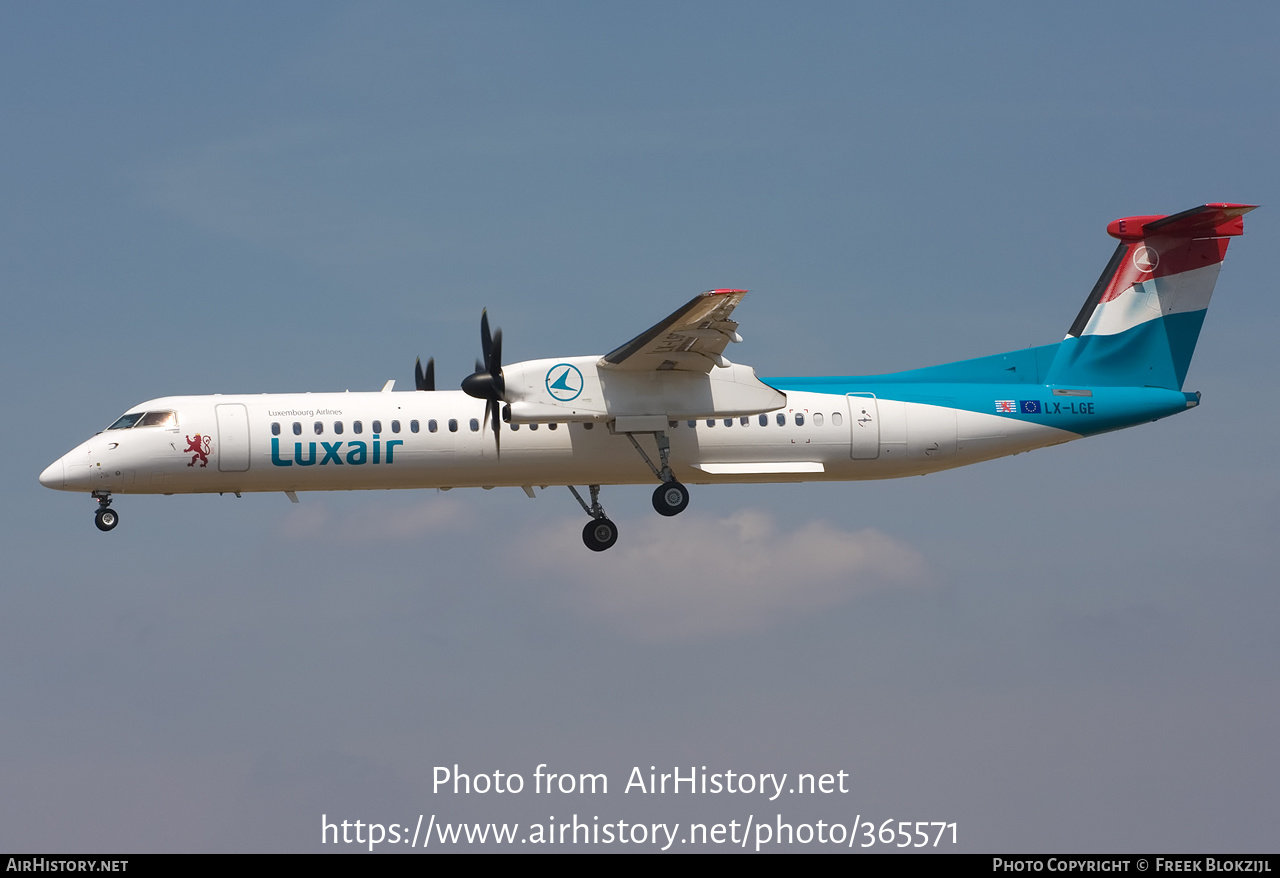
[93,494,119,532]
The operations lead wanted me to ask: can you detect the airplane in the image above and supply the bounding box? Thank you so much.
[40,202,1253,551]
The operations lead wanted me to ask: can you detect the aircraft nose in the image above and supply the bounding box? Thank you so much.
[39,458,65,490]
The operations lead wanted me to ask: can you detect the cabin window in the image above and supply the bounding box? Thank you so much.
[795,413,805,426]
[814,413,824,426]
[353,421,363,434]
[107,413,144,430]
[333,421,343,435]
[832,411,843,426]
[410,420,419,433]
[706,419,715,427]
[724,418,733,427]
[510,423,519,431]
[583,422,593,430]
[548,422,558,430]
[293,422,302,435]
[759,414,768,427]
[688,420,697,428]
[469,418,480,432]
[271,422,280,436]
[776,413,785,426]
[530,423,539,431]
[391,420,400,433]
[137,411,177,428]
[740,416,749,426]
[448,419,458,433]
[372,420,382,434]
[314,421,323,435]
[428,419,438,433]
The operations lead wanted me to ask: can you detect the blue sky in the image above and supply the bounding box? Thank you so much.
[4,1,1278,852]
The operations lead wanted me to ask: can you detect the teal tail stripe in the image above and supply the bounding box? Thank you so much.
[1046,308,1208,390]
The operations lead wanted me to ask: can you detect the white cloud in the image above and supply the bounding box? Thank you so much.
[518,509,929,640]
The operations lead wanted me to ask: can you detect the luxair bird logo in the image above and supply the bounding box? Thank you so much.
[185,434,211,468]
[545,363,584,401]
[1132,246,1160,273]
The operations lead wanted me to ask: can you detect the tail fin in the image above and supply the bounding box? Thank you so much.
[1046,203,1255,389]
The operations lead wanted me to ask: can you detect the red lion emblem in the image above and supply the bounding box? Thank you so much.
[185,434,212,468]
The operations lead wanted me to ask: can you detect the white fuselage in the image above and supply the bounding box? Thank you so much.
[41,388,1074,497]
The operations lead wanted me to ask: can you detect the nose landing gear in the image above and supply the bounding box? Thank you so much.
[93,493,119,532]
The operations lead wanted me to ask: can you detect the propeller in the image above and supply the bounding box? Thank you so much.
[414,356,435,391]
[460,309,506,453]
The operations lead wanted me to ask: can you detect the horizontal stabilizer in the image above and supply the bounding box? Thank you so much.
[1108,203,1255,241]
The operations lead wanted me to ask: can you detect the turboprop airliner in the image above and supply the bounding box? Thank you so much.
[40,203,1253,550]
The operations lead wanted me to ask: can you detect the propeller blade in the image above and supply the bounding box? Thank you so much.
[461,309,506,457]
[490,329,504,396]
[490,399,502,456]
[414,356,435,391]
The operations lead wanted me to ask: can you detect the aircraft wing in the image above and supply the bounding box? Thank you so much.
[599,288,746,373]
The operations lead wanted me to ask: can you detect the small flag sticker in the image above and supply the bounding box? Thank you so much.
[995,400,1015,413]
[1020,400,1041,414]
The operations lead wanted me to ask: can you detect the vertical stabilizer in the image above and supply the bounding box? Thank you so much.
[1046,203,1254,389]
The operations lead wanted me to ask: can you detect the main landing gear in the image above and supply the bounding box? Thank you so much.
[625,429,691,519]
[652,481,690,516]
[582,517,619,553]
[568,485,618,552]
[93,492,119,532]
[566,428,692,551]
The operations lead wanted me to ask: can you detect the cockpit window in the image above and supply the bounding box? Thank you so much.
[137,411,177,428]
[107,413,145,430]
[110,410,179,429]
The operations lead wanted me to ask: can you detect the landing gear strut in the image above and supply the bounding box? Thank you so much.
[93,492,118,532]
[568,484,618,552]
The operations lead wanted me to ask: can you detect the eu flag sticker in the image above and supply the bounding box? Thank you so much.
[1020,400,1041,414]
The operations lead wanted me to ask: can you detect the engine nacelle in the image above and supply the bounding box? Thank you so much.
[501,355,786,424]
